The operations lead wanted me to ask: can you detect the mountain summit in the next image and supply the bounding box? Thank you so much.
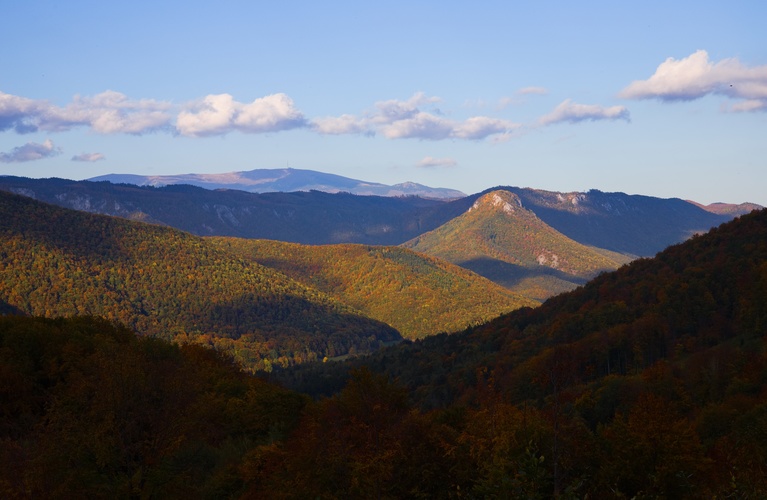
[403,189,629,299]
[89,168,466,199]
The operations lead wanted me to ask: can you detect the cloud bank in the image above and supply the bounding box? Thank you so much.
[620,50,767,112]
[0,90,623,142]
[0,85,681,146]
[0,91,171,134]
[3,50,763,152]
[0,139,61,163]
[312,92,519,141]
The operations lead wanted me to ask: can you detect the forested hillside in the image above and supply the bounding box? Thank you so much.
[0,190,535,370]
[3,198,766,497]
[2,178,765,496]
[403,190,631,299]
[276,209,767,497]
[0,191,400,370]
[0,316,307,497]
[211,238,536,339]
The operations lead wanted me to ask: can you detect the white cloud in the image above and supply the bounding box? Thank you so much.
[176,93,306,137]
[313,93,519,141]
[0,89,517,141]
[370,92,442,125]
[0,90,172,134]
[311,93,447,138]
[175,94,235,137]
[539,99,630,125]
[380,112,455,140]
[1,90,309,137]
[0,92,49,133]
[453,116,517,139]
[310,114,370,135]
[234,94,306,132]
[71,152,105,162]
[416,156,457,168]
[728,99,767,113]
[55,91,172,134]
[0,139,61,163]
[619,50,767,111]
[380,112,519,141]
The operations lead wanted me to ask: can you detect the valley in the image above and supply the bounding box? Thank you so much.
[0,189,533,369]
[1,174,765,497]
[4,2,764,495]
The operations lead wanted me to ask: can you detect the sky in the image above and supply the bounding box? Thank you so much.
[2,1,766,205]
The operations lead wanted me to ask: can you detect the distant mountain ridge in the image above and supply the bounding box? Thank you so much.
[687,200,762,216]
[0,175,757,301]
[88,167,467,199]
[0,176,748,257]
[488,186,749,256]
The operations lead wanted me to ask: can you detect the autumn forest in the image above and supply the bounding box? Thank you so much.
[1,184,766,498]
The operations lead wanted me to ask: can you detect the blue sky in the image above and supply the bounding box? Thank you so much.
[2,1,766,204]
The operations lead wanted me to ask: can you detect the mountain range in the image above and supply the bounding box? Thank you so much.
[1,173,757,300]
[88,167,467,199]
[2,168,767,496]
[0,176,458,245]
[6,196,763,497]
[0,189,528,368]
[269,198,767,498]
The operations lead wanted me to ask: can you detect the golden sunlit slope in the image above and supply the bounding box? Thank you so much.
[210,238,537,339]
[0,191,400,371]
[402,190,631,300]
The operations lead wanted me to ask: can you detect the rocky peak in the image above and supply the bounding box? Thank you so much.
[468,190,523,215]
